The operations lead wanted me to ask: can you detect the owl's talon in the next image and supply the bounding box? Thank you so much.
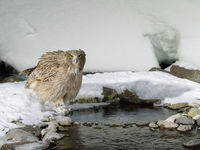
[53,106,71,116]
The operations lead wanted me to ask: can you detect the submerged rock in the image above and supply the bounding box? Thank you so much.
[163,103,188,110]
[183,139,200,148]
[175,116,195,125]
[157,120,178,129]
[177,125,192,132]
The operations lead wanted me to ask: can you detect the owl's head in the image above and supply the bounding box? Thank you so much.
[65,49,86,71]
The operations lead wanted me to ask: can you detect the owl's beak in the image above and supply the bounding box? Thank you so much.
[72,57,78,64]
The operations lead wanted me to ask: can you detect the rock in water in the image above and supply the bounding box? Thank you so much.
[183,139,200,148]
[149,122,158,129]
[157,120,178,129]
[175,116,195,125]
[177,125,192,132]
[188,108,200,118]
[163,103,188,110]
[165,113,182,122]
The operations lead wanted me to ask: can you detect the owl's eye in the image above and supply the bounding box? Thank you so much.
[78,55,82,59]
[70,55,74,59]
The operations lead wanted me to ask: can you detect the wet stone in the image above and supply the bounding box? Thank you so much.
[177,125,193,132]
[188,108,200,118]
[136,121,148,127]
[82,122,94,127]
[157,120,178,129]
[149,122,158,129]
[175,116,195,125]
[163,103,188,110]
[109,123,121,127]
[183,139,200,148]
[6,128,38,143]
[165,113,182,123]
[93,126,102,129]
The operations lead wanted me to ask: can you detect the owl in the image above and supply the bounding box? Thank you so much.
[24,49,86,109]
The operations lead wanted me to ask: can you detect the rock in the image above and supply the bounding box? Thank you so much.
[165,113,182,123]
[102,87,118,101]
[157,120,178,129]
[58,126,69,132]
[71,97,102,104]
[163,103,188,110]
[196,118,200,126]
[2,75,25,83]
[193,115,200,120]
[109,123,121,127]
[170,65,200,83]
[119,90,161,106]
[183,139,200,148]
[6,128,38,143]
[56,116,72,127]
[82,122,94,127]
[136,121,148,127]
[188,108,200,118]
[177,107,191,113]
[189,102,200,108]
[175,116,195,125]
[149,122,158,129]
[149,67,171,74]
[177,125,192,132]
[93,126,102,129]
[72,121,80,126]
[41,121,64,143]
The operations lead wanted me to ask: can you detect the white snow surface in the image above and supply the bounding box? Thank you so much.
[0,82,52,137]
[1,0,200,71]
[1,71,200,137]
[78,71,200,105]
[166,61,200,71]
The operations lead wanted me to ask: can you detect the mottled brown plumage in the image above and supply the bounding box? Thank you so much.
[24,50,86,106]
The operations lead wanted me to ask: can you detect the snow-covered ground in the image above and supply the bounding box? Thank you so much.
[1,70,200,137]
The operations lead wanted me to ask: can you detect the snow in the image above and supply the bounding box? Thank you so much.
[77,71,200,105]
[0,82,52,137]
[1,70,200,138]
[166,61,200,71]
[1,0,200,71]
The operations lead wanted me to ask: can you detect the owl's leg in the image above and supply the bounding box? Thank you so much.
[53,98,71,115]
[53,98,65,106]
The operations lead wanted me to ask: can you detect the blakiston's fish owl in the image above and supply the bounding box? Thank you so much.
[24,50,86,107]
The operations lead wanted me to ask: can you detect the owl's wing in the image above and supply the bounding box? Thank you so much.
[25,51,67,88]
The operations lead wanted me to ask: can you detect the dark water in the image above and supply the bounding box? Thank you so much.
[49,105,200,150]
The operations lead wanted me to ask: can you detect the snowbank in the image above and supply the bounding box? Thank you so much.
[78,71,200,104]
[0,82,52,137]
